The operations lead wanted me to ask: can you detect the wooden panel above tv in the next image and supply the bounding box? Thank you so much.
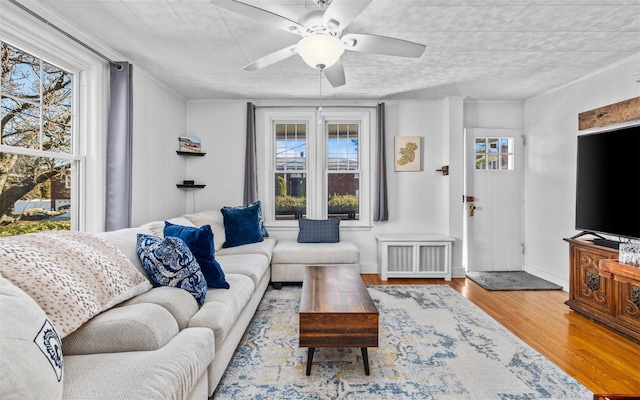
[578,96,640,130]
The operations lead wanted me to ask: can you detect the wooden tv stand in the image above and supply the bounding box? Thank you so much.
[564,238,640,342]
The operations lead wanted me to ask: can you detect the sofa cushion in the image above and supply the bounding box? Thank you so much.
[63,328,214,400]
[62,302,179,355]
[121,286,199,330]
[141,217,195,238]
[95,227,155,278]
[0,231,152,338]
[272,240,360,264]
[221,203,264,248]
[188,273,254,347]
[222,200,269,237]
[180,210,226,252]
[216,254,270,287]
[0,275,63,399]
[163,222,230,289]
[136,234,208,306]
[297,218,340,243]
[216,237,277,263]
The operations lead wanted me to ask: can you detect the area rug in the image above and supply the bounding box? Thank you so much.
[213,285,590,399]
[466,271,563,291]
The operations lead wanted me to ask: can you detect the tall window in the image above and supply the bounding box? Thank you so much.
[267,109,370,226]
[1,41,78,235]
[327,123,360,220]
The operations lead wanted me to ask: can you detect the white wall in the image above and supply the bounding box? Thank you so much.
[130,71,188,227]
[523,55,640,289]
[186,100,456,272]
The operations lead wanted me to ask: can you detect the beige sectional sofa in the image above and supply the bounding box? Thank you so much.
[0,209,275,399]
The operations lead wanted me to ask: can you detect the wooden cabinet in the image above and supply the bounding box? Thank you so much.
[377,235,454,281]
[564,238,640,342]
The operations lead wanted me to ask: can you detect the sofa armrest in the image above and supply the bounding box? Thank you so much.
[62,303,179,355]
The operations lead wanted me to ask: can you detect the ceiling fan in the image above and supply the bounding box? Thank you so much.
[216,0,426,88]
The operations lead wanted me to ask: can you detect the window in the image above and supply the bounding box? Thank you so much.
[1,41,79,234]
[265,108,371,227]
[475,137,514,170]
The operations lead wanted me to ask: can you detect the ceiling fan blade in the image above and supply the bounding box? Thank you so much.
[323,59,346,88]
[342,33,426,58]
[243,44,298,71]
[216,0,305,35]
[322,0,372,32]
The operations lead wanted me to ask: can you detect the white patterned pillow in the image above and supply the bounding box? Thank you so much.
[0,274,64,399]
[136,234,208,306]
[0,231,152,338]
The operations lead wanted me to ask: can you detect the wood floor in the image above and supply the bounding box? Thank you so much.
[360,275,640,396]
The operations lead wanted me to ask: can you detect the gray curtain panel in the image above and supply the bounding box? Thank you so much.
[105,62,133,231]
[243,102,258,205]
[374,102,389,221]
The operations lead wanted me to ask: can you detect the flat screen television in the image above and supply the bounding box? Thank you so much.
[574,124,640,244]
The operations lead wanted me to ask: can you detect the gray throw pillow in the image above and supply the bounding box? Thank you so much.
[297,218,340,243]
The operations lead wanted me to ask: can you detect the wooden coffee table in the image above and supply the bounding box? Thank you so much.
[299,265,379,375]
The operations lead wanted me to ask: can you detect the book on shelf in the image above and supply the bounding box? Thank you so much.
[178,136,201,153]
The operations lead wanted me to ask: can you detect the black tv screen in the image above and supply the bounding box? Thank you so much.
[575,124,640,240]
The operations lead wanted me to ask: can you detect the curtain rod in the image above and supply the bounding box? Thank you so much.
[253,105,378,109]
[8,0,121,68]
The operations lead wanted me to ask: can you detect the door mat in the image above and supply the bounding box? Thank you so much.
[466,271,563,291]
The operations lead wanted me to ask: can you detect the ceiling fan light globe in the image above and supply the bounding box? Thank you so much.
[297,34,345,70]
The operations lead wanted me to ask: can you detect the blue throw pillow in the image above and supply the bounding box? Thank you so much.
[163,222,230,289]
[222,201,269,237]
[136,234,208,306]
[297,218,340,243]
[221,202,264,248]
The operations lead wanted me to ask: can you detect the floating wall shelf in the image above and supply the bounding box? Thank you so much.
[176,151,206,156]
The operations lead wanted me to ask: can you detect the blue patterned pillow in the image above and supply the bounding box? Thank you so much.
[163,222,229,289]
[221,202,264,248]
[297,218,340,243]
[222,201,269,238]
[136,234,207,306]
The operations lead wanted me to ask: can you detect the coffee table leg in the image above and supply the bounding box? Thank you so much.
[306,348,315,376]
[361,347,370,375]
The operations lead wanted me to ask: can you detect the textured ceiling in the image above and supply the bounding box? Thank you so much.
[33,0,640,100]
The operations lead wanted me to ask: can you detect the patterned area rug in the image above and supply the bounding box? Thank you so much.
[214,285,590,399]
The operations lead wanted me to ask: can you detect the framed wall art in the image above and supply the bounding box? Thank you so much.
[394,136,421,172]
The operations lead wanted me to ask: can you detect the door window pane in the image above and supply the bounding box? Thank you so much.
[475,136,514,170]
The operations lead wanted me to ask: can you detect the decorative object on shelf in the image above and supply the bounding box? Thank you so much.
[394,136,421,172]
[178,136,201,153]
[619,243,640,267]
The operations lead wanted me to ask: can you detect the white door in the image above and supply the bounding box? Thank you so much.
[464,128,523,272]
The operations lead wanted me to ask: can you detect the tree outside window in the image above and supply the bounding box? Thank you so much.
[1,42,75,235]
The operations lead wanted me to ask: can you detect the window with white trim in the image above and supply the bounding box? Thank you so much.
[475,137,514,170]
[1,41,80,234]
[265,108,370,227]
